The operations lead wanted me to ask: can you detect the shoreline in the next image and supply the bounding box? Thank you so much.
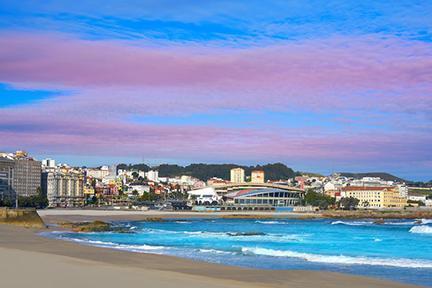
[37,208,432,225]
[0,210,425,288]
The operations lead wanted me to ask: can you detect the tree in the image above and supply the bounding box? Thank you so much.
[86,195,97,205]
[18,187,48,209]
[338,197,360,210]
[132,172,139,179]
[304,190,335,210]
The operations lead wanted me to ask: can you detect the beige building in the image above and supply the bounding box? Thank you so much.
[340,186,407,209]
[251,170,265,183]
[230,168,245,183]
[42,170,84,207]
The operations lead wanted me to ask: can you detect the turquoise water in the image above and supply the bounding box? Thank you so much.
[45,218,432,286]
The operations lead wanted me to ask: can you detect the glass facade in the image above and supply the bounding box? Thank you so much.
[232,189,301,207]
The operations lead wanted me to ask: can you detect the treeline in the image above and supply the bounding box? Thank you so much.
[0,188,48,209]
[339,172,406,183]
[117,162,298,181]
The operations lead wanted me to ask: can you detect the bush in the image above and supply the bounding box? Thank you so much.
[18,187,48,209]
[338,197,360,210]
[304,190,335,210]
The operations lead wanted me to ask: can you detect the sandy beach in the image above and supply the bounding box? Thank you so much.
[0,210,423,288]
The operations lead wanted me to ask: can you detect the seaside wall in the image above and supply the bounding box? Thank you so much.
[0,208,46,228]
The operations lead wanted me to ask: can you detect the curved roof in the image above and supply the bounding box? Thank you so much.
[213,182,304,192]
[226,188,299,199]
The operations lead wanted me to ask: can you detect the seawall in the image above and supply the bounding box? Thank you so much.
[0,208,46,228]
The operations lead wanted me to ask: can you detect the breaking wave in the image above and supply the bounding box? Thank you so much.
[61,237,166,253]
[241,247,432,268]
[255,220,285,225]
[183,230,306,242]
[410,225,432,235]
[198,249,235,255]
[331,220,373,226]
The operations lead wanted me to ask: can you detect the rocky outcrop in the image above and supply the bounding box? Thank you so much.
[59,221,132,233]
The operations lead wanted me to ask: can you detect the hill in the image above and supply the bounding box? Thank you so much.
[117,162,297,181]
[339,172,407,183]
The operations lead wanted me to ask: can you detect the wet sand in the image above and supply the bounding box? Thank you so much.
[0,210,423,288]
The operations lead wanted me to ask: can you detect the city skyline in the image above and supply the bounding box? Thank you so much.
[1,1,431,181]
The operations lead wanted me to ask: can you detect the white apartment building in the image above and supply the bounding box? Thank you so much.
[42,170,84,207]
[146,170,159,182]
[230,168,245,183]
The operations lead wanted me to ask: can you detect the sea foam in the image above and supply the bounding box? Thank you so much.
[410,225,432,235]
[331,220,372,226]
[241,247,432,268]
[255,220,284,225]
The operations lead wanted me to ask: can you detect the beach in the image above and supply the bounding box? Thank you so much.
[0,210,424,288]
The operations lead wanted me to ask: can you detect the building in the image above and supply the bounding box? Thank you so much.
[42,158,56,168]
[146,170,159,182]
[251,170,265,183]
[86,166,110,179]
[226,188,302,207]
[128,184,150,196]
[12,153,41,197]
[42,170,84,207]
[230,168,245,183]
[0,157,15,200]
[207,177,230,187]
[340,186,407,209]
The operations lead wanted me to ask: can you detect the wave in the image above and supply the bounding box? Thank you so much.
[410,225,432,235]
[331,220,373,226]
[59,236,166,253]
[183,230,306,242]
[331,220,420,227]
[198,249,235,255]
[420,219,432,225]
[384,221,416,226]
[175,221,191,224]
[255,220,284,225]
[241,247,432,268]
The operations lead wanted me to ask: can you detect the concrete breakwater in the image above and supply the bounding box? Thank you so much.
[0,208,46,228]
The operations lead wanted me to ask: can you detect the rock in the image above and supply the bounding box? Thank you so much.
[144,217,165,222]
[60,221,112,232]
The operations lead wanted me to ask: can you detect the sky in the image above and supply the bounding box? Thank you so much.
[0,1,431,181]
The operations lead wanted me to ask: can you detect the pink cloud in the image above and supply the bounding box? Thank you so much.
[1,33,430,88]
[0,32,430,124]
[0,114,430,163]
[0,32,431,175]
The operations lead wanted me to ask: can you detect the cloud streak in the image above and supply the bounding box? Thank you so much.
[0,31,431,180]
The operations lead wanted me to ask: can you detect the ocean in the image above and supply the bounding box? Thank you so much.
[45,218,432,286]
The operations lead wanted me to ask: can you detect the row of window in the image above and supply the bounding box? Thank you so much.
[235,198,298,206]
[240,192,299,198]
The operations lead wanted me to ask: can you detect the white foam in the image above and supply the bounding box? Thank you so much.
[183,230,306,242]
[241,247,432,268]
[331,220,372,226]
[255,220,284,225]
[410,225,432,235]
[62,237,166,253]
[420,219,432,225]
[385,221,416,226]
[198,249,234,255]
[175,221,191,224]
